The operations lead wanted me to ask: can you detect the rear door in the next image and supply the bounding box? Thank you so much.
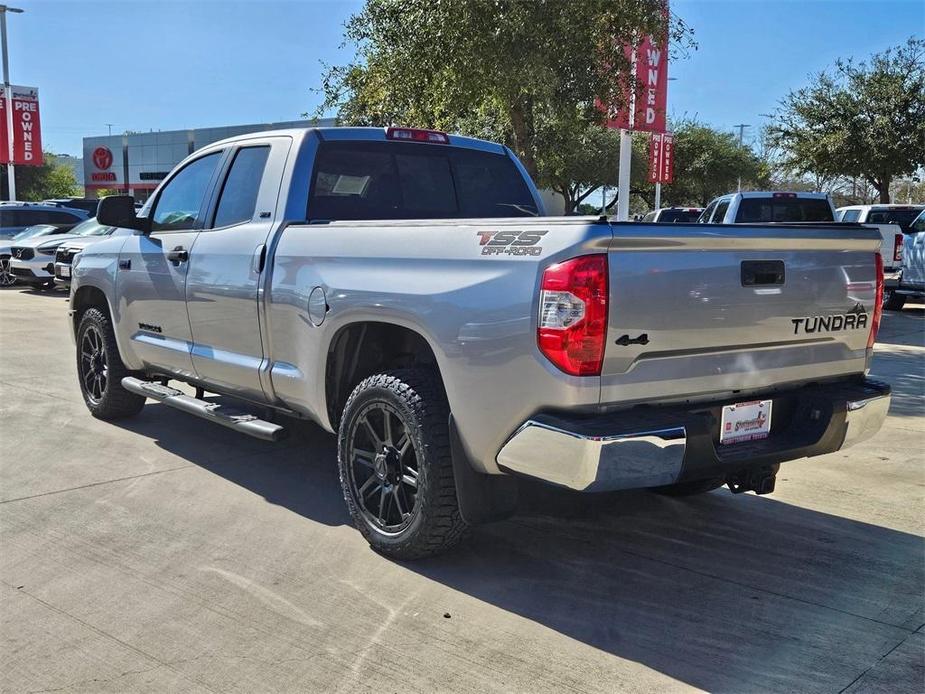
[117,150,224,377]
[185,137,290,400]
[600,223,880,406]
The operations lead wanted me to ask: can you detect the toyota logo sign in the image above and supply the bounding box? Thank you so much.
[92,146,113,170]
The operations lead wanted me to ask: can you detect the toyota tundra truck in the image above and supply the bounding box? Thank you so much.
[70,126,891,559]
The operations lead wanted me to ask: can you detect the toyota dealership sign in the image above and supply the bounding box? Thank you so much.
[89,145,117,183]
[0,85,43,166]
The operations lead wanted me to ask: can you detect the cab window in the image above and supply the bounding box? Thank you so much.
[711,199,730,223]
[698,200,717,223]
[151,152,222,232]
[840,209,861,222]
[212,146,271,228]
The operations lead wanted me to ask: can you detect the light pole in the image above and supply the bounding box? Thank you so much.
[733,123,751,192]
[0,4,23,201]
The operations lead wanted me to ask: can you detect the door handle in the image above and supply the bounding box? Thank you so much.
[167,246,188,265]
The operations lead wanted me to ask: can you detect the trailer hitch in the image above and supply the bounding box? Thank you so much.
[726,464,780,495]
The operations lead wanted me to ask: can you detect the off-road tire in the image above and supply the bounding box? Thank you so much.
[652,477,726,497]
[76,307,146,420]
[337,369,469,560]
[883,288,906,311]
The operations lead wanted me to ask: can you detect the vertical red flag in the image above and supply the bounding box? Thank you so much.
[602,5,669,133]
[0,86,43,167]
[660,133,674,183]
[648,133,663,183]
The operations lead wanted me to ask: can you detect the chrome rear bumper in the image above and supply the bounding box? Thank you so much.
[497,422,686,491]
[496,378,891,492]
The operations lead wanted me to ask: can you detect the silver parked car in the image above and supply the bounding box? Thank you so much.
[70,126,889,558]
[0,223,80,287]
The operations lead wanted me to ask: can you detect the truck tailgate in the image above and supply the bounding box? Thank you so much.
[600,223,881,407]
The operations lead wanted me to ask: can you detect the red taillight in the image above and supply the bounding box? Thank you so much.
[893,233,903,263]
[868,252,883,349]
[537,254,608,376]
[385,127,449,144]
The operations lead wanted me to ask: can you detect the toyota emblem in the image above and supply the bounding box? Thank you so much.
[92,146,113,170]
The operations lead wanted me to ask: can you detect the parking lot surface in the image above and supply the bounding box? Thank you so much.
[1,288,923,694]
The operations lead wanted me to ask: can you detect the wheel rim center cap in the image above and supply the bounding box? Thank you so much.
[374,447,401,483]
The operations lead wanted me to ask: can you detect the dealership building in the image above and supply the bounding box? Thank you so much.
[82,118,336,201]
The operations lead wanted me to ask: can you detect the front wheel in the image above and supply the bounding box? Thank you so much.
[0,256,15,287]
[337,369,468,560]
[76,308,146,419]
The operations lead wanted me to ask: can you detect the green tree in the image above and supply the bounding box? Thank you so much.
[314,0,691,182]
[768,38,925,204]
[1,153,81,200]
[656,120,766,206]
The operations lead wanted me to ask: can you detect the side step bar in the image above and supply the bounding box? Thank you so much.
[121,377,286,442]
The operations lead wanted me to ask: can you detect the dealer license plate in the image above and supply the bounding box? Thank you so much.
[58,265,70,278]
[720,400,772,445]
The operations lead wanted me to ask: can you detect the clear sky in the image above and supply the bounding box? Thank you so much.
[7,0,923,156]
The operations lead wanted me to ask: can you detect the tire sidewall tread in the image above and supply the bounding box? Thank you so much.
[337,368,468,560]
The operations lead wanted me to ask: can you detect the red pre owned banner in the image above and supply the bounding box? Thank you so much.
[602,5,669,133]
[660,133,674,183]
[648,132,674,183]
[0,85,43,167]
[648,132,662,183]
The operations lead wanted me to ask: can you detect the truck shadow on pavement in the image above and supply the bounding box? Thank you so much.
[116,404,924,693]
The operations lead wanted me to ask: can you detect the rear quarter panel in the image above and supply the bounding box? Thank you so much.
[266,218,610,473]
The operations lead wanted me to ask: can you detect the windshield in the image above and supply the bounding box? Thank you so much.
[735,197,834,223]
[12,225,59,241]
[866,207,924,233]
[308,141,539,220]
[70,218,111,237]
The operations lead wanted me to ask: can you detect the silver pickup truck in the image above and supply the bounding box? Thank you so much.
[71,126,891,559]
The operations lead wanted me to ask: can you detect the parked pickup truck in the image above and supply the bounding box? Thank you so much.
[699,191,836,224]
[836,204,925,302]
[72,126,891,559]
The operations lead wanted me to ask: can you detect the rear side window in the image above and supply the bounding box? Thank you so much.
[711,200,730,223]
[213,146,271,228]
[308,141,538,220]
[840,209,861,222]
[735,198,834,223]
[698,200,717,223]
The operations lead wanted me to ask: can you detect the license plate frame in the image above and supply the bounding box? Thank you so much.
[720,399,773,445]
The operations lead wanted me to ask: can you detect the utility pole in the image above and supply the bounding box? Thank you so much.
[733,123,750,193]
[0,4,24,201]
[105,123,114,136]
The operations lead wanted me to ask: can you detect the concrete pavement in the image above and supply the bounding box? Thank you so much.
[1,288,922,693]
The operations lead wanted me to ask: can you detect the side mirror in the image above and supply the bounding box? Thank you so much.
[96,195,148,232]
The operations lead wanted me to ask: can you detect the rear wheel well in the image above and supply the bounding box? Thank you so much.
[325,322,442,429]
[72,286,110,331]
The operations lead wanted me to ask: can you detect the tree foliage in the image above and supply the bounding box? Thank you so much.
[767,37,925,203]
[315,0,691,189]
[641,120,766,207]
[0,153,81,201]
